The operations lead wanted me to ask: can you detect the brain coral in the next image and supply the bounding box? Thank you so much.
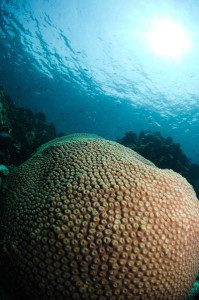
[0,133,199,300]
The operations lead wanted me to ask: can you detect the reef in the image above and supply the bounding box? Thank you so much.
[0,134,199,299]
[117,130,199,198]
[0,88,58,169]
[0,86,12,135]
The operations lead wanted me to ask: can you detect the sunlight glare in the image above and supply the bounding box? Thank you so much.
[145,18,192,59]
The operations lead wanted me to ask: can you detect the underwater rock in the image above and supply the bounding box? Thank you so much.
[0,87,12,135]
[0,88,58,167]
[0,134,199,299]
[0,165,9,176]
[188,274,199,299]
[0,165,9,187]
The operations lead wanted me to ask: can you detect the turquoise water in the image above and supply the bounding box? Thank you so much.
[0,0,199,164]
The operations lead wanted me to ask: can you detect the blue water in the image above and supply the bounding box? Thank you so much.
[0,0,199,164]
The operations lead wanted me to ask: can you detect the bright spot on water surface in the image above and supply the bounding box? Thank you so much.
[145,18,192,59]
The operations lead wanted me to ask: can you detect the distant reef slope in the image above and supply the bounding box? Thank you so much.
[0,86,61,167]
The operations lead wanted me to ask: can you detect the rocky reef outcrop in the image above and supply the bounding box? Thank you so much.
[0,87,59,167]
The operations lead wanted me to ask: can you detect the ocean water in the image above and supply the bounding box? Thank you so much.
[0,0,199,165]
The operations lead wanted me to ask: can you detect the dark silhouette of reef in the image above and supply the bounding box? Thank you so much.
[117,130,199,199]
[0,86,64,169]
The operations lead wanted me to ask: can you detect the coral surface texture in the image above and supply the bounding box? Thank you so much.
[0,134,199,300]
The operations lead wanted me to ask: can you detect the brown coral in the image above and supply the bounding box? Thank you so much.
[0,133,199,300]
